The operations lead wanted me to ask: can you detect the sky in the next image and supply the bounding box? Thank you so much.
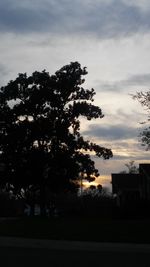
[0,0,150,190]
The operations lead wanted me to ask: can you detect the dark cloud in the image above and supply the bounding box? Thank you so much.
[97,73,150,92]
[124,73,150,86]
[1,0,150,37]
[0,1,51,32]
[83,124,138,140]
[97,82,122,92]
[113,154,150,161]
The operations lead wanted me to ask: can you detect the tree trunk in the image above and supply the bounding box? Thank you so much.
[30,202,35,216]
[40,184,46,217]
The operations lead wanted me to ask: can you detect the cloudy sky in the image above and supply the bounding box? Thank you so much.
[0,0,150,189]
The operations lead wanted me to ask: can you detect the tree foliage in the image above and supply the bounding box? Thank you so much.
[133,91,150,150]
[120,161,139,174]
[0,62,112,214]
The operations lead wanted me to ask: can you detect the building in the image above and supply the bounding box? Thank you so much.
[111,164,150,206]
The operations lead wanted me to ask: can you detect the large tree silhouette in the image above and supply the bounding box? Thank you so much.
[0,62,112,215]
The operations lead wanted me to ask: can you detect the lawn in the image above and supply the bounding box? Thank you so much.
[0,216,150,243]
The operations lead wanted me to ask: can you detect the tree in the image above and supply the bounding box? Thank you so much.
[88,184,103,196]
[0,62,112,215]
[120,161,139,174]
[133,91,150,150]
[125,161,139,174]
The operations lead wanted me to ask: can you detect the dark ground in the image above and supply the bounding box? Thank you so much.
[1,216,150,244]
[0,246,150,267]
[1,216,150,267]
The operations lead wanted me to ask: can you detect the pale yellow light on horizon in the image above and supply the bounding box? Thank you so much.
[83,175,111,188]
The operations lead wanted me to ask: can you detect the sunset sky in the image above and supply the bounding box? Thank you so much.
[0,0,150,190]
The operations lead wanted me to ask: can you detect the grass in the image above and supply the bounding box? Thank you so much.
[1,215,150,243]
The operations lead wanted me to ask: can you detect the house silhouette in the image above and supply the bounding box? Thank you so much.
[112,164,150,206]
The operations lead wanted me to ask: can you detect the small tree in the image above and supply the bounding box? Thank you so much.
[125,161,139,174]
[120,161,139,174]
[0,62,112,215]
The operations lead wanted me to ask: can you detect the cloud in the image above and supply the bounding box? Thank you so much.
[0,64,10,85]
[122,0,150,12]
[97,73,150,92]
[92,147,150,176]
[124,73,150,87]
[0,0,51,33]
[1,0,150,38]
[83,123,138,141]
[0,64,8,76]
